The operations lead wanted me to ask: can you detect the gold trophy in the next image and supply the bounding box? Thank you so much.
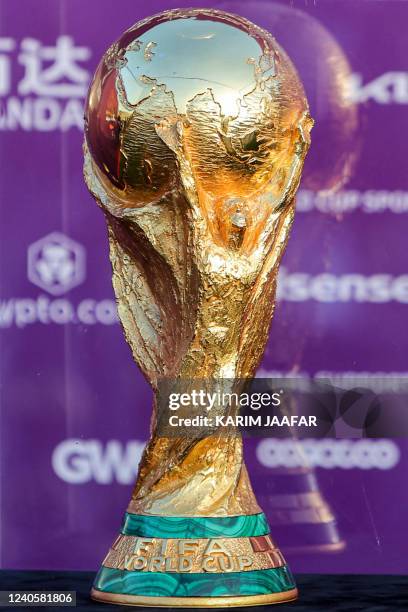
[84,8,312,607]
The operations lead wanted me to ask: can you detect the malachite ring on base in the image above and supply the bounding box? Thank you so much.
[120,511,270,539]
[91,512,298,608]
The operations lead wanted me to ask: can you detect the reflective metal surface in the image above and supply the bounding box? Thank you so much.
[84,7,312,607]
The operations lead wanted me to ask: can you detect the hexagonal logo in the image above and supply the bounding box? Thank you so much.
[27,232,86,295]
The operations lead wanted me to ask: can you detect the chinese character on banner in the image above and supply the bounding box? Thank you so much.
[18,35,91,98]
[0,38,15,96]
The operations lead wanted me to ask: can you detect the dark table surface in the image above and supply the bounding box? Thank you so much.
[0,571,407,611]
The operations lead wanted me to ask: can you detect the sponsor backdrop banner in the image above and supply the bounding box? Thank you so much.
[1,0,407,574]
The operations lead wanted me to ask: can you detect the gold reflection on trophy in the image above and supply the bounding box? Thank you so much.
[219,0,360,193]
[84,8,312,519]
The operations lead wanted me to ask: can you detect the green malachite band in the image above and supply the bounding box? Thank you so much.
[94,566,296,597]
[121,512,269,539]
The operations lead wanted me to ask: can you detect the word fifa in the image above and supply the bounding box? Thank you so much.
[104,535,275,574]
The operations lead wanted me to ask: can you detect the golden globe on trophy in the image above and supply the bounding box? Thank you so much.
[83,8,312,607]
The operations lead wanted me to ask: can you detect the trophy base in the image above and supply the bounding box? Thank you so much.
[91,512,297,608]
[91,587,298,607]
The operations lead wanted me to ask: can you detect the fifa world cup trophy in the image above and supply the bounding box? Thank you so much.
[84,8,312,607]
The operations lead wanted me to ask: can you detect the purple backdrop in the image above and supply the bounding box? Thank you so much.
[0,0,407,575]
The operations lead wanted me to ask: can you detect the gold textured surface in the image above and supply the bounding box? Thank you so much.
[90,587,299,608]
[84,8,312,518]
[102,534,284,573]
